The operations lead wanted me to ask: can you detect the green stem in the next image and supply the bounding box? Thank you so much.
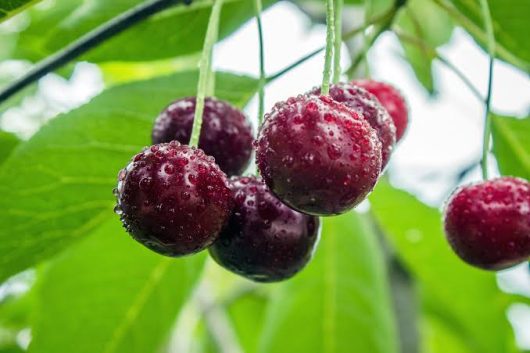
[345,6,398,78]
[361,0,373,78]
[266,47,324,83]
[321,0,335,95]
[479,0,495,180]
[254,0,265,127]
[345,22,384,78]
[332,0,343,83]
[190,0,223,148]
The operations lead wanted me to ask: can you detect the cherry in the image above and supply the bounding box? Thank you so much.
[115,142,232,257]
[443,177,530,270]
[152,97,253,176]
[255,94,382,216]
[209,176,320,282]
[309,83,396,168]
[352,80,408,142]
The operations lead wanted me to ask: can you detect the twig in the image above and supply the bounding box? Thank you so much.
[254,0,266,127]
[0,0,191,105]
[321,0,335,95]
[478,0,495,180]
[266,9,393,84]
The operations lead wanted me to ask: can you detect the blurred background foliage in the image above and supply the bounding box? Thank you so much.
[0,0,529,352]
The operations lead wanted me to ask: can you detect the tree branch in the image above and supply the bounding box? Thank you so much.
[0,0,192,105]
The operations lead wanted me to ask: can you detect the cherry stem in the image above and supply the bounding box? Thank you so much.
[321,0,335,95]
[479,0,495,181]
[0,0,191,106]
[332,0,343,83]
[254,0,266,127]
[189,0,223,148]
[360,0,372,78]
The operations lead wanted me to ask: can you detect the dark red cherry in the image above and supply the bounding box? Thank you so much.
[310,83,396,168]
[444,177,530,270]
[255,94,382,216]
[152,97,253,176]
[115,142,232,257]
[209,176,320,282]
[352,80,408,142]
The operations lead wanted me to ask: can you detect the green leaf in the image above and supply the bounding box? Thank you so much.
[491,115,530,180]
[292,0,364,7]
[258,212,398,353]
[0,0,41,23]
[366,0,394,20]
[0,131,19,164]
[0,70,257,283]
[228,290,268,353]
[444,0,530,71]
[0,288,33,331]
[370,181,520,353]
[0,274,33,353]
[192,288,269,353]
[15,0,274,63]
[396,0,454,93]
[99,54,201,86]
[421,314,475,353]
[0,347,24,353]
[29,218,205,353]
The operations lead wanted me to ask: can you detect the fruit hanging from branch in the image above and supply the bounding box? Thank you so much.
[443,177,530,270]
[209,176,320,282]
[115,141,232,257]
[255,94,382,216]
[152,97,253,176]
[309,82,396,168]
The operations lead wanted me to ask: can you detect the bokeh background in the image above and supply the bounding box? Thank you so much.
[0,1,529,352]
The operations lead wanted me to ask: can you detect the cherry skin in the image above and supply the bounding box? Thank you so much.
[152,97,253,176]
[310,83,396,168]
[115,141,232,257]
[209,176,320,282]
[255,94,382,216]
[443,177,530,270]
[352,80,408,142]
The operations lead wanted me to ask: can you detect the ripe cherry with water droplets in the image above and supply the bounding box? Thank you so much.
[353,80,408,142]
[209,176,320,282]
[444,177,530,270]
[115,141,232,257]
[255,94,382,216]
[152,97,253,176]
[310,83,396,168]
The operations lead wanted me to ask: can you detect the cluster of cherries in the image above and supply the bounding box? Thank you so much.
[115,79,406,282]
[115,78,530,282]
